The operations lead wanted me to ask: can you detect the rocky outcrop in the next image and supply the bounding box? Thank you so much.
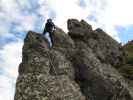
[14,19,133,100]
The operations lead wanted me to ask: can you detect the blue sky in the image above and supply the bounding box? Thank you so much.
[0,0,133,100]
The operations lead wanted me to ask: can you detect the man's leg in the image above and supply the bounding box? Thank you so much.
[49,32,54,46]
[43,32,52,48]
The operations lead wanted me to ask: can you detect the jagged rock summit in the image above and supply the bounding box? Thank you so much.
[14,19,133,100]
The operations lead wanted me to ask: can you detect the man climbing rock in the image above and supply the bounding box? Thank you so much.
[43,18,56,48]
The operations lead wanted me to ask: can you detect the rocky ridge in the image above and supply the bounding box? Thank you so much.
[14,19,133,100]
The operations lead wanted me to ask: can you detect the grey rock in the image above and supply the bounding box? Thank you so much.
[14,19,133,100]
[68,19,92,38]
[15,30,85,100]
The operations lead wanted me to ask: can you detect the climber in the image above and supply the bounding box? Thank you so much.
[43,18,56,48]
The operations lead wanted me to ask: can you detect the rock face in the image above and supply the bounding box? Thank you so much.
[14,19,133,100]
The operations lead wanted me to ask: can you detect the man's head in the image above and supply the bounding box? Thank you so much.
[47,18,52,23]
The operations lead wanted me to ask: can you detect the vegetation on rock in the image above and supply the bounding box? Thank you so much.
[118,40,133,80]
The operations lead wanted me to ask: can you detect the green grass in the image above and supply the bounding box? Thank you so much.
[117,41,133,80]
[119,65,133,77]
[124,42,133,65]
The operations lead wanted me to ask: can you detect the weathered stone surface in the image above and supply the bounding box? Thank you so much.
[15,30,85,100]
[71,40,132,100]
[14,19,133,100]
[68,19,124,67]
[53,27,75,48]
[68,19,92,38]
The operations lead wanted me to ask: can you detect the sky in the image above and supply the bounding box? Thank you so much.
[0,0,133,100]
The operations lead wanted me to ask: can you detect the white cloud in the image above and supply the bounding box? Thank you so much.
[83,0,133,26]
[0,39,22,99]
[38,0,133,41]
[0,40,23,78]
[108,0,133,25]
[0,24,10,34]
[38,0,123,41]
[0,0,37,35]
[79,0,120,41]
[83,0,133,42]
[0,75,15,100]
[38,0,90,32]
[1,0,132,41]
[0,0,133,39]
[0,0,20,14]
